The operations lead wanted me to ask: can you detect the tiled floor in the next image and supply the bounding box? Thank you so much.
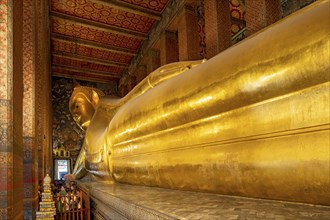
[79,181,330,220]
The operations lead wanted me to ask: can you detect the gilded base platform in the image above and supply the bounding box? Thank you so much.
[77,181,330,220]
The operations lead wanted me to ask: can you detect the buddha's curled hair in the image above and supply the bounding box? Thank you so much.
[70,85,105,108]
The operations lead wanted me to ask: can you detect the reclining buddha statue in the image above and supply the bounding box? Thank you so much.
[70,0,329,206]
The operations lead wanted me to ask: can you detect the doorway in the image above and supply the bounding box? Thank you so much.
[54,159,71,180]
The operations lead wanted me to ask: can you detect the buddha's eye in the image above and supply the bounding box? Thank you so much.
[75,104,79,109]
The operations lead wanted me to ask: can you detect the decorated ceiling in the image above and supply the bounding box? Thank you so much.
[50,0,170,84]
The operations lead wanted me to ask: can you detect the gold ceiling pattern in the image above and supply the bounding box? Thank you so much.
[51,0,156,32]
[121,0,169,12]
[52,56,126,73]
[52,66,119,82]
[52,39,134,63]
[50,0,170,83]
[51,17,143,51]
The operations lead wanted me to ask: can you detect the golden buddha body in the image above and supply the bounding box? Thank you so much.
[70,0,330,206]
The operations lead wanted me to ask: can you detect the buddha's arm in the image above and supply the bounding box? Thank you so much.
[72,144,87,179]
[125,59,206,100]
[100,59,206,109]
[76,104,114,178]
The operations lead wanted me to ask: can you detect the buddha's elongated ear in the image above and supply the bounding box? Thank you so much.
[92,90,100,106]
[73,79,81,88]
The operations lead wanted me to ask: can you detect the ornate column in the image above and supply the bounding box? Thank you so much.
[118,73,129,97]
[146,49,160,75]
[177,5,201,61]
[160,30,179,66]
[23,0,38,218]
[135,65,147,84]
[245,0,281,36]
[204,0,232,59]
[34,0,52,180]
[119,74,137,95]
[0,0,24,219]
[127,75,137,92]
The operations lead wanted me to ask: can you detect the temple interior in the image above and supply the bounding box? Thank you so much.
[1,0,329,219]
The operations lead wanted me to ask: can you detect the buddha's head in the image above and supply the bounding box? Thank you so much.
[69,81,105,130]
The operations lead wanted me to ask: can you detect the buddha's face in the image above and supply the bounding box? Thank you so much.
[69,93,95,130]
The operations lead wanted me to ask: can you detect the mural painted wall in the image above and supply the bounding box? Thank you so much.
[281,0,317,17]
[52,77,118,168]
